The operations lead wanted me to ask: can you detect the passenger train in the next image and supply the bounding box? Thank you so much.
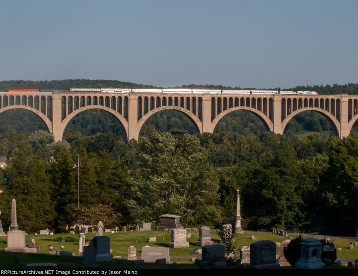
[68,88,320,95]
[3,88,319,95]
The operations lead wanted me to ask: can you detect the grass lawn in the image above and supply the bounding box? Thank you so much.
[0,229,357,269]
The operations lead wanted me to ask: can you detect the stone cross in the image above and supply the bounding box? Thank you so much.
[9,199,18,231]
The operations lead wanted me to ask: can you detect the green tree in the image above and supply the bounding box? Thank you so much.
[318,136,358,235]
[127,131,222,227]
[2,146,55,233]
[242,135,302,230]
[48,143,77,232]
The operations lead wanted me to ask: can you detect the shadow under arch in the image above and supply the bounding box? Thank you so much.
[347,115,358,136]
[61,106,128,141]
[282,108,340,136]
[212,107,273,134]
[0,106,52,134]
[137,107,202,138]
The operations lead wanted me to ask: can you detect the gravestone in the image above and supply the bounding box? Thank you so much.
[240,246,250,264]
[127,246,137,260]
[148,237,156,243]
[0,214,6,236]
[5,230,26,252]
[202,244,226,262]
[278,239,291,267]
[122,226,127,232]
[295,237,325,269]
[58,251,73,256]
[221,224,233,244]
[135,225,140,232]
[40,229,50,235]
[78,233,85,254]
[249,240,280,269]
[96,221,104,236]
[82,246,97,268]
[142,223,151,231]
[196,226,213,247]
[140,246,170,263]
[158,214,182,229]
[169,228,189,248]
[92,236,113,262]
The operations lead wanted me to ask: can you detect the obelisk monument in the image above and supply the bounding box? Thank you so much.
[9,199,18,231]
[235,189,244,233]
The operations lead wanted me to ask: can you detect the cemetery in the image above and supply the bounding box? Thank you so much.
[0,199,357,269]
[0,227,357,269]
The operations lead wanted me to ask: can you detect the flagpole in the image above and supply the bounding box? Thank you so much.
[77,153,80,211]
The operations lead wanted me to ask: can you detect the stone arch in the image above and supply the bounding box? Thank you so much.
[60,106,128,140]
[211,106,273,132]
[281,107,340,136]
[0,106,52,134]
[137,106,202,135]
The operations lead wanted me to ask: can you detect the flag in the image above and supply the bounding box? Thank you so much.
[73,163,79,169]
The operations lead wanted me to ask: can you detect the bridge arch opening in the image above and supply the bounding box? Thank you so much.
[0,109,50,142]
[213,110,270,137]
[63,109,127,143]
[139,109,200,137]
[0,109,49,133]
[284,110,338,137]
[349,119,358,136]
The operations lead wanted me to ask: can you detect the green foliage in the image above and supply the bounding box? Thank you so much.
[318,136,358,236]
[1,145,55,233]
[127,131,222,227]
[78,203,121,228]
[140,110,199,136]
[0,79,155,90]
[47,144,77,232]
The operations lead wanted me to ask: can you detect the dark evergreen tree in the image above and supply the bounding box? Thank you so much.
[2,145,55,232]
[48,143,77,232]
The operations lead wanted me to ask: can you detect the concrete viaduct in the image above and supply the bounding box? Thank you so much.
[0,91,357,141]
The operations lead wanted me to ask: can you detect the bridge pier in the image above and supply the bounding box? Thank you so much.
[273,95,284,134]
[340,94,350,139]
[51,94,63,142]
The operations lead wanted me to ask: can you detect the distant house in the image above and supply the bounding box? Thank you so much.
[0,156,10,169]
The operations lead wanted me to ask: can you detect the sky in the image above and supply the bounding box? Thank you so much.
[0,0,357,89]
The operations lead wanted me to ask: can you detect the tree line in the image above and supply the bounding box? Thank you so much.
[0,130,357,236]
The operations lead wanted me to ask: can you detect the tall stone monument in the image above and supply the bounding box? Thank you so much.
[235,189,244,234]
[5,199,36,253]
[9,199,18,231]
